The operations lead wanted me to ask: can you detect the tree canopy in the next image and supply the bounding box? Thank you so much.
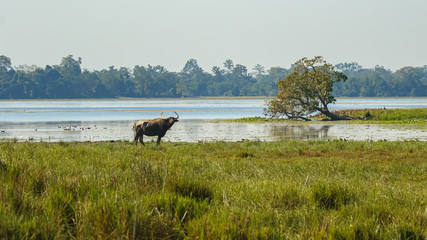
[0,55,426,99]
[265,57,349,121]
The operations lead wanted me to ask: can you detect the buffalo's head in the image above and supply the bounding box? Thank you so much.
[161,111,179,125]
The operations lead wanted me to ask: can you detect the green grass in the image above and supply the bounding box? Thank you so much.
[0,141,426,239]
[226,116,287,123]
[326,108,427,124]
[231,108,427,125]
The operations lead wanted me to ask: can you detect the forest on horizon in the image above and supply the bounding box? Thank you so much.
[1,55,426,99]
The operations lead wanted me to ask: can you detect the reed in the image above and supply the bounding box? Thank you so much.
[0,140,426,239]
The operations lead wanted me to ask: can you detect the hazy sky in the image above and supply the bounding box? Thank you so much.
[1,0,426,72]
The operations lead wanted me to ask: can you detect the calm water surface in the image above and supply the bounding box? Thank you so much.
[1,98,426,142]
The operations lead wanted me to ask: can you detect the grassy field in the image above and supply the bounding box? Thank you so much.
[231,108,427,125]
[0,140,426,239]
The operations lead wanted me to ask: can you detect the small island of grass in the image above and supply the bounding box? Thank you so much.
[229,108,427,125]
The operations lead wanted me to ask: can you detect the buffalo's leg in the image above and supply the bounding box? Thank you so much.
[134,132,139,145]
[156,136,162,145]
[134,129,145,146]
[139,134,145,146]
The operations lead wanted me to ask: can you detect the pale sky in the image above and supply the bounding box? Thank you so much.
[1,0,426,72]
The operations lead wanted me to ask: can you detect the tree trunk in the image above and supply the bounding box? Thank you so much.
[318,109,354,121]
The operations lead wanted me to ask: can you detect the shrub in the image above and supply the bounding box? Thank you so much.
[0,160,7,172]
[272,188,305,210]
[236,151,254,158]
[174,181,214,202]
[398,225,425,240]
[312,184,354,210]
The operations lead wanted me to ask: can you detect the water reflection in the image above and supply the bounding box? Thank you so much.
[270,124,333,141]
[1,120,426,142]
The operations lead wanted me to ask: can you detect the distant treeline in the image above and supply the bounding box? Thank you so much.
[0,55,426,99]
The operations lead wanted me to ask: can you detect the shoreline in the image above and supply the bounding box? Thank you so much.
[1,96,427,102]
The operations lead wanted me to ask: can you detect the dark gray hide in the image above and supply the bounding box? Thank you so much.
[133,112,179,145]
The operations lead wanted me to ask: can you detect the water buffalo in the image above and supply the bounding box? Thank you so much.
[133,111,179,145]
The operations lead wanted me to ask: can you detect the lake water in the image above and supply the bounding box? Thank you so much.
[1,98,427,142]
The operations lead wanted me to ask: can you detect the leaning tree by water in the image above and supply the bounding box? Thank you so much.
[265,56,352,121]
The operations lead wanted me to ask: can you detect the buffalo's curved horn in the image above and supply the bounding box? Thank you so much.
[160,112,164,118]
[174,111,179,119]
